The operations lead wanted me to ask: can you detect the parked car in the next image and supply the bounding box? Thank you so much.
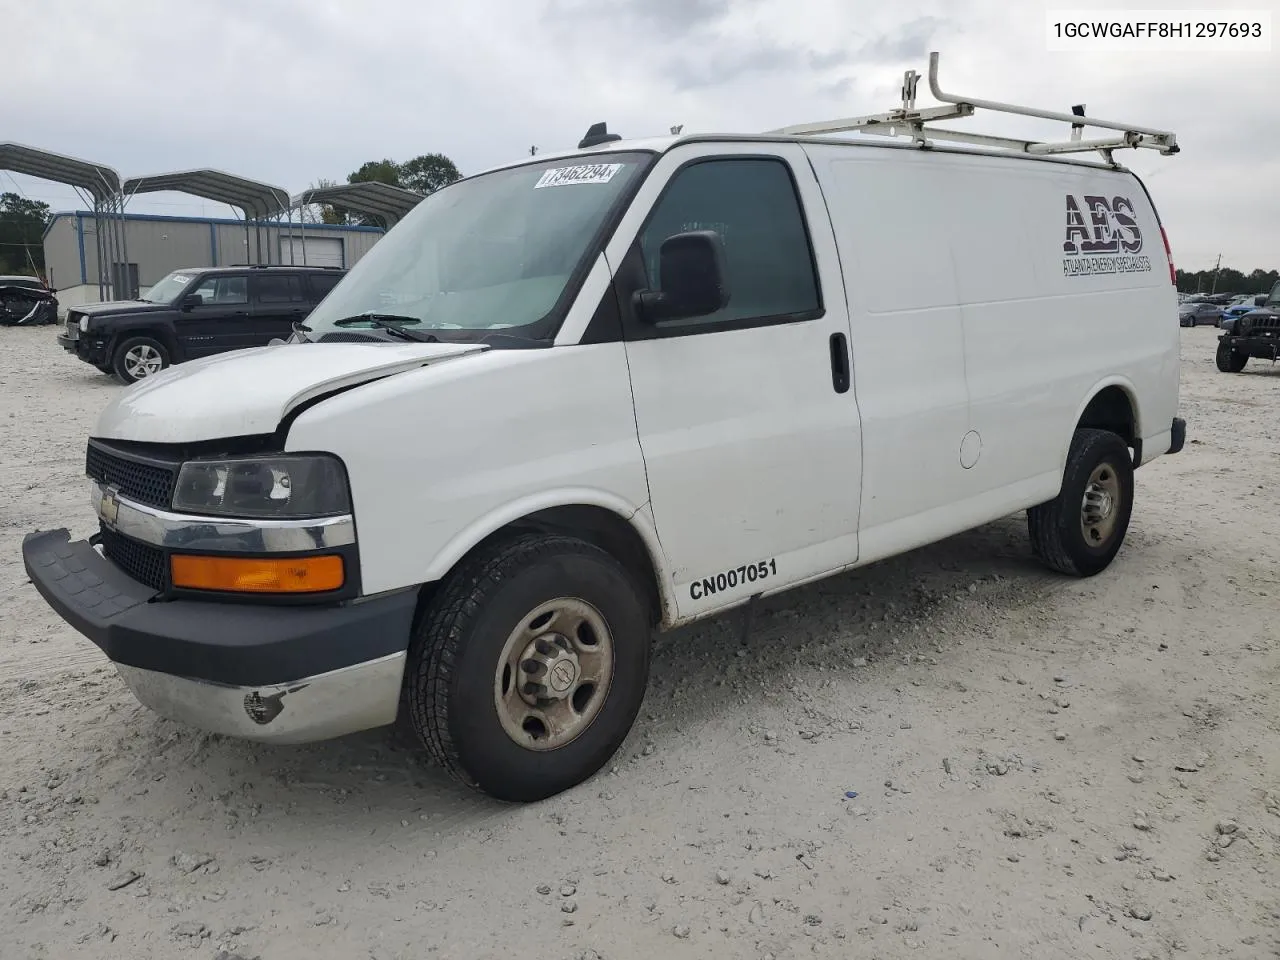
[58,265,346,383]
[1216,281,1280,372]
[0,275,58,326]
[23,118,1185,803]
[1219,301,1258,330]
[1179,301,1223,327]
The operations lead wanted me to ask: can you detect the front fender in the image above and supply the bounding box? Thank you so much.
[422,490,676,624]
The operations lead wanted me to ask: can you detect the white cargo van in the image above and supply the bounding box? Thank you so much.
[25,56,1185,801]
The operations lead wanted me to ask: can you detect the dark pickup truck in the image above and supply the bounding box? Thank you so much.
[1216,280,1280,373]
[59,265,346,383]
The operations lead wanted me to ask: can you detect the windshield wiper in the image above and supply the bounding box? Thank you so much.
[332,313,440,343]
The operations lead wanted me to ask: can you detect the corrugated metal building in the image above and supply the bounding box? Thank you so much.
[43,211,384,308]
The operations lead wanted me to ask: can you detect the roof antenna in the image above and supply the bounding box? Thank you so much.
[578,122,622,149]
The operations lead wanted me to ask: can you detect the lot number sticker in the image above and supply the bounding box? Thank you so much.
[534,163,623,189]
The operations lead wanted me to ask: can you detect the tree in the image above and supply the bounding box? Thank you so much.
[304,178,349,226]
[348,159,402,187]
[335,153,462,227]
[1176,265,1277,296]
[398,153,461,195]
[0,193,51,275]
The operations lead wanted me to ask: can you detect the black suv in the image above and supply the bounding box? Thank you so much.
[58,265,346,383]
[1216,280,1280,373]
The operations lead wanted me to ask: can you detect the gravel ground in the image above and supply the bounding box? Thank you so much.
[2,325,1279,960]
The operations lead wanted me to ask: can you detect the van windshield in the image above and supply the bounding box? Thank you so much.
[305,153,652,342]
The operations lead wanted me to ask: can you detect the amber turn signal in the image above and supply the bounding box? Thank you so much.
[170,554,345,594]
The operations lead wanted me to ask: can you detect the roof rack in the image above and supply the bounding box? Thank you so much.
[768,51,1178,164]
[227,263,345,270]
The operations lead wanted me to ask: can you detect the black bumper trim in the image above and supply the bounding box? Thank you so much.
[1169,417,1186,455]
[23,528,418,687]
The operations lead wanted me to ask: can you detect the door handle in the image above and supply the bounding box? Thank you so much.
[829,332,850,394]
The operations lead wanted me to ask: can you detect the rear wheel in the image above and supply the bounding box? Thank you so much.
[111,336,170,384]
[405,534,651,802]
[1216,339,1248,373]
[1028,428,1134,577]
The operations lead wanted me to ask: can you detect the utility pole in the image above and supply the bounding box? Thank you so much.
[1210,253,1222,294]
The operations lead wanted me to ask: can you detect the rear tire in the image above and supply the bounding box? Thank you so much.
[1028,428,1134,577]
[1216,339,1248,373]
[111,336,170,384]
[405,534,651,802]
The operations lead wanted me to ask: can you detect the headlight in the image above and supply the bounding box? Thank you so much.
[172,455,351,518]
[78,317,88,332]
[1238,317,1253,335]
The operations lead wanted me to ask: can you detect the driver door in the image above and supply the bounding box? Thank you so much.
[177,273,250,358]
[607,143,863,620]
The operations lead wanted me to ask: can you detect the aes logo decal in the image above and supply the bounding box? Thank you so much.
[1062,195,1153,277]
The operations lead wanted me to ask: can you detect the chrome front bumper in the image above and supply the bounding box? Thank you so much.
[115,652,407,744]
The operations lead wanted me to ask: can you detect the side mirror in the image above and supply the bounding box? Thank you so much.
[1256,295,1267,307]
[634,230,730,324]
[181,294,203,311]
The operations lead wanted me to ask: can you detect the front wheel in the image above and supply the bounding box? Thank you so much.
[405,534,651,802]
[1216,339,1248,373]
[111,336,170,384]
[1028,428,1134,577]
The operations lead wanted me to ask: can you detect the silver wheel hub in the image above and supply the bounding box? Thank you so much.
[1080,463,1122,544]
[494,598,614,752]
[124,345,162,378]
[1083,486,1113,521]
[520,636,581,702]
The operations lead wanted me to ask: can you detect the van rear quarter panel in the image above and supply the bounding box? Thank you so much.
[808,143,1176,532]
[938,154,1178,495]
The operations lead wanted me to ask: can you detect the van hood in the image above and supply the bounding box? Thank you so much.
[94,341,488,443]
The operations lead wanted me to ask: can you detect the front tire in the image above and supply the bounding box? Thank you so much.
[1216,339,1248,373]
[111,336,170,384]
[405,534,651,802]
[1028,428,1134,577]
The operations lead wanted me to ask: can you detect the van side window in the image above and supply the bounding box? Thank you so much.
[637,157,821,331]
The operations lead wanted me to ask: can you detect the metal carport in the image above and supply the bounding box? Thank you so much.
[0,142,124,299]
[292,181,424,232]
[120,169,291,266]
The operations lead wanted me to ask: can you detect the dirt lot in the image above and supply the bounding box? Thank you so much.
[2,325,1278,960]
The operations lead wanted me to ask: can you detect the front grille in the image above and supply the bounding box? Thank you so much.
[64,317,79,340]
[100,525,167,592]
[86,442,178,511]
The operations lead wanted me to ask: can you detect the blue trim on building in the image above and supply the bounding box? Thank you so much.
[76,214,87,284]
[47,210,384,234]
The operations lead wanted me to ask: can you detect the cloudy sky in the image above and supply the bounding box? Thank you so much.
[6,0,1277,270]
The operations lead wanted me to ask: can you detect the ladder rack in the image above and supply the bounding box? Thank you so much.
[768,51,1178,164]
